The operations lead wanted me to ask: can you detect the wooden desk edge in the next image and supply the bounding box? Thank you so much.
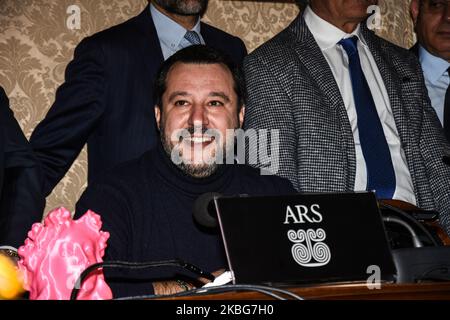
[161,282,450,300]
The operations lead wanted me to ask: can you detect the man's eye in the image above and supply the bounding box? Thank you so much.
[174,100,189,106]
[429,0,446,8]
[208,100,224,107]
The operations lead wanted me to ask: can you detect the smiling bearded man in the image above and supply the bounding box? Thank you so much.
[74,45,295,299]
[157,59,243,178]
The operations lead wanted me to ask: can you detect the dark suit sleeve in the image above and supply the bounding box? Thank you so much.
[243,54,299,190]
[30,36,106,196]
[0,87,45,248]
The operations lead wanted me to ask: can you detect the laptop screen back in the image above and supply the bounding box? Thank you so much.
[214,192,396,285]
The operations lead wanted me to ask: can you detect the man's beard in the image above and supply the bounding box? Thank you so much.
[160,122,234,179]
[153,0,208,16]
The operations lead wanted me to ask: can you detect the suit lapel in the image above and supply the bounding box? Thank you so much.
[201,23,217,47]
[361,26,422,198]
[132,5,165,75]
[289,15,347,113]
[288,14,356,189]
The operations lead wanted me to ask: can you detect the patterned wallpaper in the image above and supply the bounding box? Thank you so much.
[0,0,415,215]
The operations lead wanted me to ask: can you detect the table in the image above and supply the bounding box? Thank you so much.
[164,281,450,300]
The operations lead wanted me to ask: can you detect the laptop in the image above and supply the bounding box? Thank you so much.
[213,192,396,285]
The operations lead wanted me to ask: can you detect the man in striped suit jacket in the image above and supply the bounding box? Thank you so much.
[243,0,450,234]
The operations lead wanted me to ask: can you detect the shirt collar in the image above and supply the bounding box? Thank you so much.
[150,3,202,50]
[303,5,367,51]
[419,45,450,85]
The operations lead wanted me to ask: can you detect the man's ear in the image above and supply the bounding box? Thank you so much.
[238,105,245,128]
[155,106,161,130]
[410,0,420,26]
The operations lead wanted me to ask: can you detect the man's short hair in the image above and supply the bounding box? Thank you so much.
[154,45,246,110]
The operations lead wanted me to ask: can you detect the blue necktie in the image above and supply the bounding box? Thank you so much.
[184,30,202,45]
[444,68,450,142]
[338,36,396,199]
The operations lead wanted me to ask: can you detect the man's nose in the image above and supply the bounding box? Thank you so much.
[188,104,209,126]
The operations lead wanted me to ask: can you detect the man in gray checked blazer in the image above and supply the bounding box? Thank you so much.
[243,0,450,234]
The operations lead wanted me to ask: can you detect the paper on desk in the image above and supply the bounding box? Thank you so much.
[202,271,233,288]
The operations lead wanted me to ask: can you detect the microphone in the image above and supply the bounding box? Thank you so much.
[193,192,222,228]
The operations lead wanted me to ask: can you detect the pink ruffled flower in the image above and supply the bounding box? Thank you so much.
[18,208,112,300]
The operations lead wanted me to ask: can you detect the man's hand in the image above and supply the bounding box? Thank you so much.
[152,280,195,296]
[152,269,226,295]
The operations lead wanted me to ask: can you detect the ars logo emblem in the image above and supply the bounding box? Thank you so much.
[287,229,331,267]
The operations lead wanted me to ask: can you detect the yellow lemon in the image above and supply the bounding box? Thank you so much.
[0,255,24,300]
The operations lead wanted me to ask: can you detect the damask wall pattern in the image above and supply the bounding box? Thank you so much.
[0,0,415,215]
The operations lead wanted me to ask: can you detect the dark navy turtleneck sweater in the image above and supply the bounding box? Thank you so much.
[75,144,295,298]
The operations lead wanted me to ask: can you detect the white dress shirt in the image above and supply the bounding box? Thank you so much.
[304,6,416,204]
[150,4,205,60]
[419,45,450,126]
